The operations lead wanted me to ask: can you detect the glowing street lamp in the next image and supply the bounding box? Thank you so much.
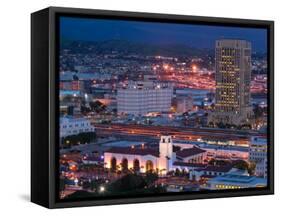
[192,65,197,72]
[163,64,169,70]
[74,178,79,186]
[99,186,105,193]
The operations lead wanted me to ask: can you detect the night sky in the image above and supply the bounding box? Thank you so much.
[60,16,267,52]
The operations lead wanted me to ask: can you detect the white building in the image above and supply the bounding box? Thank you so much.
[104,136,206,175]
[117,80,173,116]
[249,136,267,178]
[60,116,95,138]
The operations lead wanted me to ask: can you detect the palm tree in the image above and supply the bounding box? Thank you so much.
[160,168,166,177]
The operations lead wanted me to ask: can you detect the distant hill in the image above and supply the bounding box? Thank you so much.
[60,39,213,57]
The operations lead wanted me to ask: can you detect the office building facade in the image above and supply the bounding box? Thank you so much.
[208,39,253,126]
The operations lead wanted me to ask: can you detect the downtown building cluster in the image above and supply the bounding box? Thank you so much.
[58,38,268,198]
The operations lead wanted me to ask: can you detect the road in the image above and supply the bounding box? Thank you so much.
[94,123,266,142]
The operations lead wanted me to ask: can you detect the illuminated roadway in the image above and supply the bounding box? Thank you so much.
[94,123,266,143]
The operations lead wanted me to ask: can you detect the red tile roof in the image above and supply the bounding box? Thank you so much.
[173,161,206,168]
[105,147,159,157]
[176,147,206,158]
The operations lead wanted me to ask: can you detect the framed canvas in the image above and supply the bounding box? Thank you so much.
[31,6,274,208]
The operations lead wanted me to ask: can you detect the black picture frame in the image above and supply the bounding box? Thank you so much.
[31,6,274,208]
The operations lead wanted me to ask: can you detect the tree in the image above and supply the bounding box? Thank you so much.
[108,174,146,192]
[90,180,99,192]
[175,168,181,176]
[89,101,107,113]
[208,159,231,166]
[240,124,252,130]
[217,122,226,128]
[208,122,214,128]
[81,105,91,114]
[166,170,175,176]
[145,172,158,185]
[233,160,249,171]
[181,169,187,176]
[253,105,264,119]
[61,132,97,147]
[248,162,256,176]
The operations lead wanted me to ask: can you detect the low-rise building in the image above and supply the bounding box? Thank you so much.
[60,116,95,138]
[202,172,267,190]
[190,165,234,181]
[176,95,193,113]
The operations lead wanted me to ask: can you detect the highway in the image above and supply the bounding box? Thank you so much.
[94,123,266,143]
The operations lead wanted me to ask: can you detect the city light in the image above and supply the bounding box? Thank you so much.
[58,20,268,200]
[99,186,105,193]
[163,64,169,70]
[192,65,197,71]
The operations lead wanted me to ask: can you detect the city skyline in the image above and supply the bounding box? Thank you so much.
[58,17,268,200]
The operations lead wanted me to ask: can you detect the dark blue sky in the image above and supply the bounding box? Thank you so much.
[60,16,267,52]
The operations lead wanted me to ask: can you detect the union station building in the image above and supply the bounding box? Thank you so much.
[104,135,207,175]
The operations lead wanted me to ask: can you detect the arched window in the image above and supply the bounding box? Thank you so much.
[110,157,117,171]
[121,158,128,171]
[146,160,154,172]
[133,159,140,172]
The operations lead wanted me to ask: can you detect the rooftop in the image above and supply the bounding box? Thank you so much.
[209,174,267,185]
[105,146,159,157]
[251,136,267,146]
[176,147,206,158]
[173,161,206,168]
[60,116,91,123]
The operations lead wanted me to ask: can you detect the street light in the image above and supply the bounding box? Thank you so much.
[99,186,105,193]
[74,178,79,186]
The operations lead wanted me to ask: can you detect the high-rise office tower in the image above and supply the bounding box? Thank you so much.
[208,39,253,126]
